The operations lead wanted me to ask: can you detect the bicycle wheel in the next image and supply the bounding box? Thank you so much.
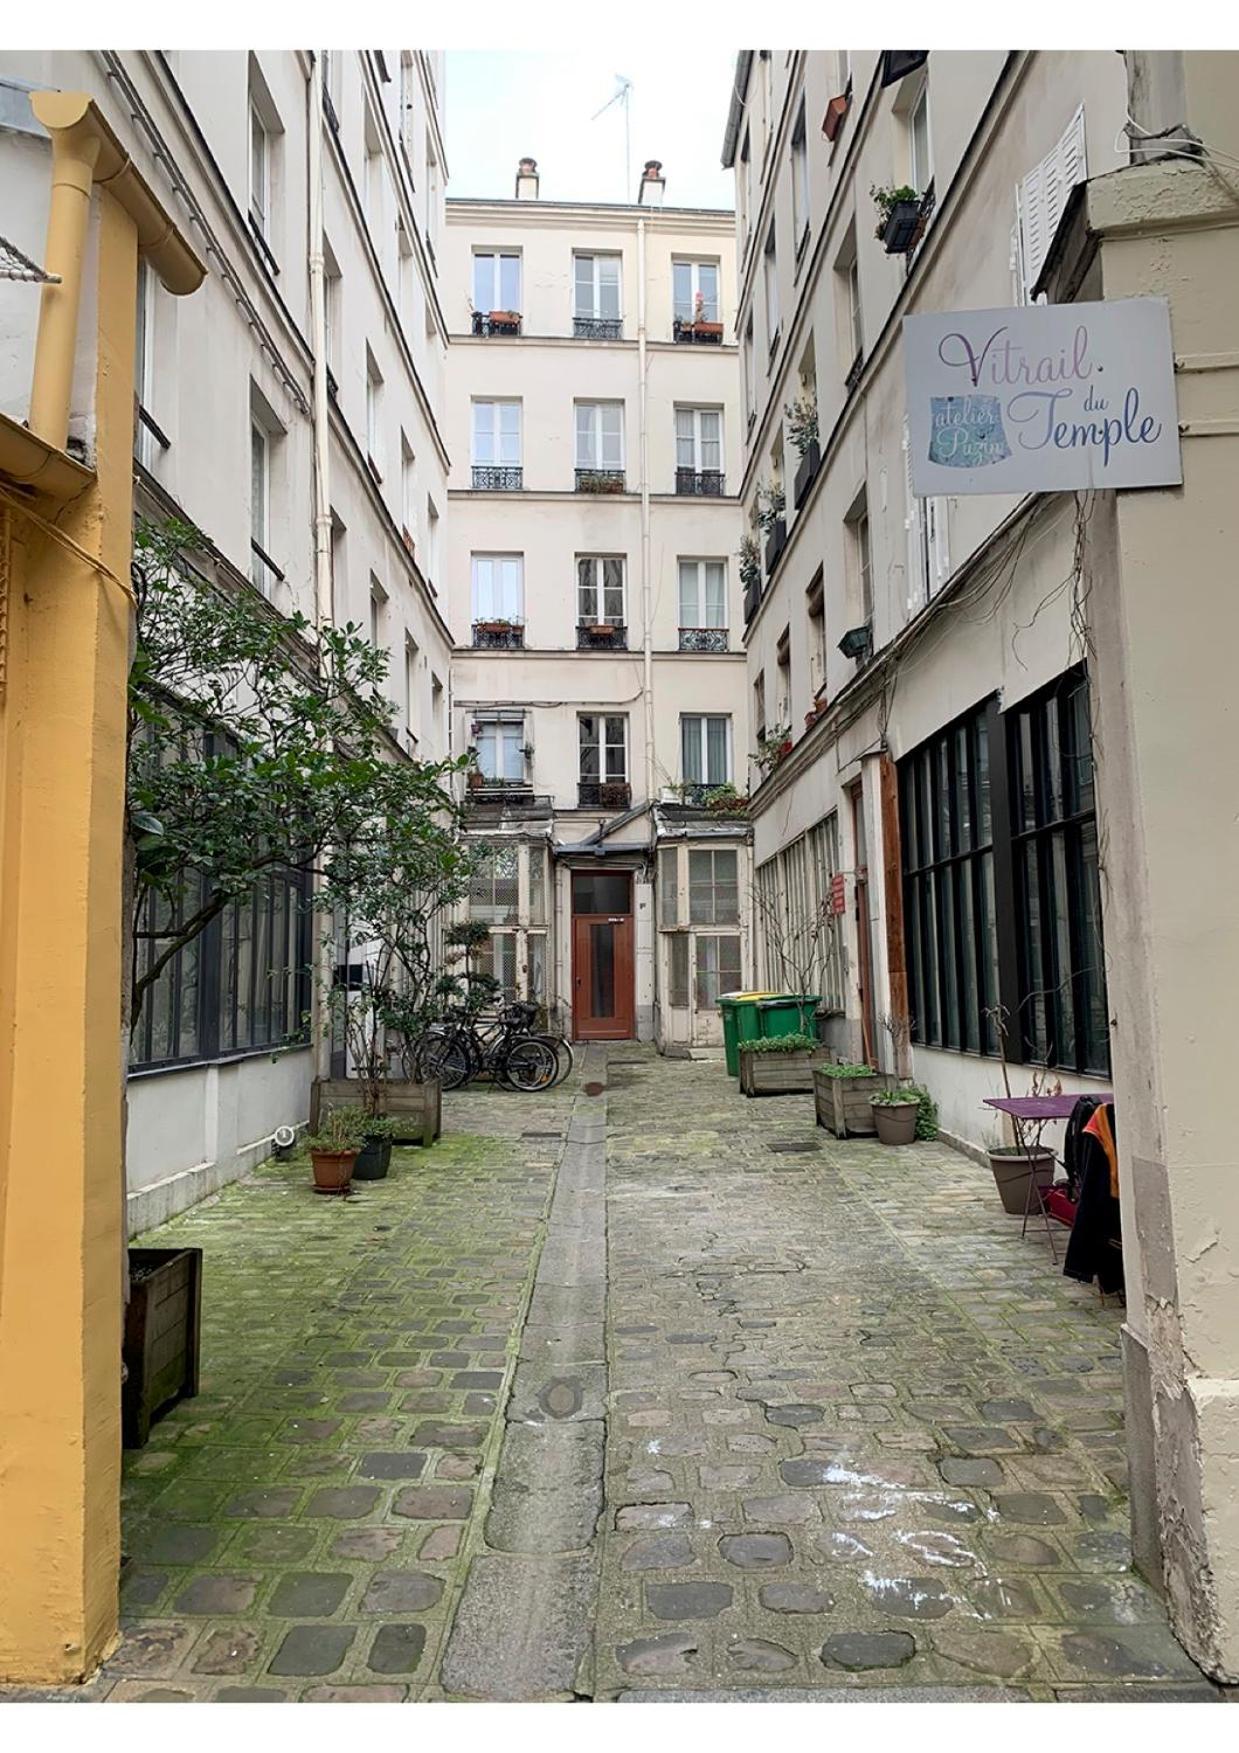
[500,1037,558,1092]
[419,1028,473,1091]
[527,1034,573,1086]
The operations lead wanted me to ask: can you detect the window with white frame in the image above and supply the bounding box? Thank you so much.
[902,415,950,609]
[791,101,810,247]
[471,553,524,624]
[474,714,526,783]
[849,502,873,623]
[398,51,415,156]
[469,844,519,923]
[467,842,551,1008]
[672,258,720,324]
[689,847,739,924]
[579,714,627,783]
[577,555,625,625]
[250,417,270,591]
[249,99,270,243]
[365,348,384,476]
[404,635,419,737]
[678,559,727,632]
[134,259,156,467]
[742,317,755,424]
[472,399,522,473]
[763,224,780,353]
[369,575,386,649]
[668,933,690,1007]
[847,256,862,365]
[909,76,932,193]
[474,250,521,314]
[681,717,732,791]
[739,129,753,247]
[695,933,742,1009]
[659,847,680,926]
[675,408,723,483]
[400,432,416,543]
[323,239,341,372]
[575,401,624,470]
[573,253,622,331]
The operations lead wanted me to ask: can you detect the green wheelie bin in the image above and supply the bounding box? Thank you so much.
[755,994,820,1042]
[717,991,778,1078]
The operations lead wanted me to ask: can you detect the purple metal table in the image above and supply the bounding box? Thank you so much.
[983,1093,1113,1261]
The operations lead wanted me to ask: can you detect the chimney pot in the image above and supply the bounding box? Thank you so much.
[638,158,665,206]
[515,156,540,199]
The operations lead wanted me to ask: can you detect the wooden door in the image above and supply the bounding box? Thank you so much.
[571,871,635,1040]
[850,781,878,1066]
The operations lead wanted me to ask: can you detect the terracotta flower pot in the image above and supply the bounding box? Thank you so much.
[310,1148,357,1195]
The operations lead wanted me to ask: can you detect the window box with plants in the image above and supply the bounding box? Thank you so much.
[786,393,820,510]
[756,480,788,575]
[872,183,924,255]
[813,1061,889,1136]
[870,1082,937,1146]
[739,1032,825,1096]
[740,533,763,623]
[753,723,793,779]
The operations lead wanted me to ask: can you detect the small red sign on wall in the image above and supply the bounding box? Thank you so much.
[830,873,846,915]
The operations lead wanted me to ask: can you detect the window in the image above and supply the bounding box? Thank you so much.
[791,102,810,248]
[474,250,521,314]
[690,848,739,925]
[250,416,271,593]
[738,129,753,247]
[398,51,415,156]
[472,399,522,488]
[903,416,950,609]
[425,143,440,253]
[1008,669,1108,1074]
[755,813,845,1010]
[249,99,270,241]
[901,700,1000,1057]
[134,259,156,467]
[1015,106,1087,304]
[365,348,383,476]
[672,259,720,324]
[763,224,780,353]
[836,227,861,376]
[471,553,524,623]
[477,930,518,999]
[400,433,416,544]
[742,318,755,426]
[368,575,386,648]
[578,555,625,625]
[573,253,622,337]
[659,847,679,926]
[695,934,742,1009]
[848,258,862,365]
[404,635,419,737]
[807,569,826,697]
[675,408,723,493]
[469,845,519,923]
[909,77,932,192]
[475,715,526,784]
[426,496,440,580]
[132,864,312,1070]
[678,559,727,631]
[323,240,342,374]
[682,718,731,793]
[846,496,873,625]
[575,402,624,481]
[754,672,767,741]
[668,933,690,1008]
[579,715,627,782]
[776,627,791,722]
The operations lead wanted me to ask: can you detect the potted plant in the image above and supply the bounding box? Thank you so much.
[813,1061,888,1137]
[871,1086,921,1145]
[755,480,787,534]
[987,1143,1058,1214]
[786,393,821,507]
[739,1031,824,1096]
[753,724,792,776]
[347,1108,398,1181]
[872,183,922,253]
[305,1105,366,1195]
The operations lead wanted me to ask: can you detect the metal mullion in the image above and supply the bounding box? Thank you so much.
[1063,820,1088,1076]
[987,697,1023,1064]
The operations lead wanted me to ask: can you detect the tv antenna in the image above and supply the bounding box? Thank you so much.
[592,73,633,200]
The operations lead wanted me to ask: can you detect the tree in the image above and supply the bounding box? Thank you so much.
[127,518,467,1028]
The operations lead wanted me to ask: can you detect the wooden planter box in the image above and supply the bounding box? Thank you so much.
[123,1247,202,1447]
[310,1077,442,1147]
[813,1067,888,1137]
[740,1047,823,1096]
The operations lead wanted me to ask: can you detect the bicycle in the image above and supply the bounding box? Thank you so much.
[414,1002,558,1092]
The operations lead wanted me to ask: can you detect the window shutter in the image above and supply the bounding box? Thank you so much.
[902,417,926,614]
[927,495,950,596]
[1016,105,1087,302]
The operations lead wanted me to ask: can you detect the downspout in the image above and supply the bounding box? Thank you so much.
[28,106,103,448]
[637,214,655,807]
[308,52,334,1085]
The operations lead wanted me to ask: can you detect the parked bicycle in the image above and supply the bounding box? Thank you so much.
[414,999,566,1092]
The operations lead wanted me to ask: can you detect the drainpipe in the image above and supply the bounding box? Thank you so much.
[637,214,656,807]
[308,53,334,1085]
[28,106,103,449]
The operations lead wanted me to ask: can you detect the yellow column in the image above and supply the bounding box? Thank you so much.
[0,189,137,1684]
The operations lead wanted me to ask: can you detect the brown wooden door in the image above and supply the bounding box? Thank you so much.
[571,871,635,1040]
[850,781,878,1066]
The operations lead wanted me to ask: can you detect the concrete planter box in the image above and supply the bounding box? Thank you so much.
[739,1046,824,1097]
[123,1247,202,1447]
[814,1067,888,1137]
[310,1077,442,1147]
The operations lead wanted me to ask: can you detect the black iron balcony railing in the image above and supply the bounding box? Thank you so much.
[678,626,729,653]
[673,316,724,345]
[573,315,622,340]
[472,620,525,650]
[675,467,725,498]
[577,621,628,650]
[472,310,521,337]
[575,467,625,494]
[578,778,632,810]
[472,465,523,490]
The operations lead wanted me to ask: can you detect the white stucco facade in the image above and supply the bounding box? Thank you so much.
[444,175,752,1047]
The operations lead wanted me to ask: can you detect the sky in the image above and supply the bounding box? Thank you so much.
[443,51,740,209]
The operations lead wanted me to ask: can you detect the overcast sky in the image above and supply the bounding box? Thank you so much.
[443,51,739,209]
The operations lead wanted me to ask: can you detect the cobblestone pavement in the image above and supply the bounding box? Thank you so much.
[14,1046,1221,1702]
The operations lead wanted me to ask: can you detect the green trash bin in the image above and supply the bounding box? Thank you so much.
[718,991,778,1078]
[755,994,820,1042]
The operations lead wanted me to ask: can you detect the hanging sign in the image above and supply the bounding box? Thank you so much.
[829,873,846,916]
[904,298,1181,496]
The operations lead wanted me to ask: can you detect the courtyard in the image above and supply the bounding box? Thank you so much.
[80,1050,1217,1701]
